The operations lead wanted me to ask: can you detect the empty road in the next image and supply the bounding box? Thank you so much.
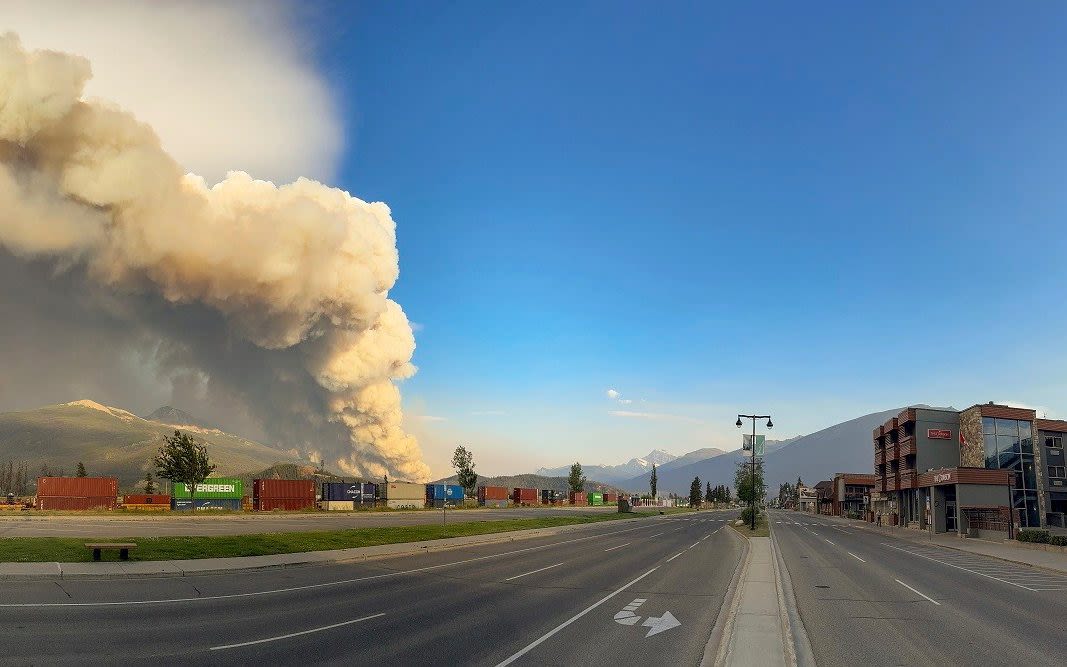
[0,510,742,665]
[771,510,1067,666]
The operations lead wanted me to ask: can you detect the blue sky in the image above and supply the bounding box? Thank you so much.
[302,2,1067,476]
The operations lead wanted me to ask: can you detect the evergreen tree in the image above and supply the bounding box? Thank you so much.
[689,476,702,508]
[568,462,586,493]
[75,461,87,477]
[650,463,658,498]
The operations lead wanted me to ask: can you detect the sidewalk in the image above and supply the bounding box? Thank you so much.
[0,513,657,580]
[804,512,1067,575]
[711,535,791,667]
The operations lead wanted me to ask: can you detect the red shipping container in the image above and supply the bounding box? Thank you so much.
[569,491,587,505]
[37,477,117,498]
[512,487,538,505]
[478,485,509,501]
[37,496,116,510]
[254,497,315,511]
[604,493,618,503]
[123,494,171,505]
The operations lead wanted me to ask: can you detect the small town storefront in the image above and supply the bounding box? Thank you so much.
[916,467,1014,538]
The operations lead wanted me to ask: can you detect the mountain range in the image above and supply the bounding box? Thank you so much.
[535,447,726,483]
[432,472,629,496]
[616,407,911,495]
[0,400,309,490]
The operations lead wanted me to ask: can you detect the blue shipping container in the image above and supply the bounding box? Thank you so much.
[171,498,242,511]
[361,483,377,501]
[322,482,362,501]
[426,484,465,503]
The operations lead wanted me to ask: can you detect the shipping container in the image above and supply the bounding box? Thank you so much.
[383,482,424,500]
[361,482,378,502]
[588,492,604,506]
[569,491,587,505]
[426,484,464,503]
[321,500,354,511]
[172,478,243,499]
[603,493,618,503]
[386,498,424,509]
[322,482,362,502]
[36,496,116,511]
[255,497,315,511]
[512,487,538,506]
[37,477,117,498]
[122,494,171,505]
[253,479,315,500]
[478,485,509,502]
[172,498,242,511]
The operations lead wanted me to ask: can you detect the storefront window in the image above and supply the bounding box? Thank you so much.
[1022,458,1037,490]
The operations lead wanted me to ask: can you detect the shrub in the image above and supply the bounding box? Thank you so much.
[1048,535,1067,547]
[1017,529,1050,543]
[740,506,760,526]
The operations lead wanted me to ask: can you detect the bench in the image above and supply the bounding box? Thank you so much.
[85,543,137,562]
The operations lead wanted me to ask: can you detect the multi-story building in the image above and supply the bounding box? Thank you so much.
[797,484,817,513]
[813,480,834,516]
[830,473,875,518]
[874,403,1067,535]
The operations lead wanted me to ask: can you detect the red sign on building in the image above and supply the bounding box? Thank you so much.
[928,429,951,440]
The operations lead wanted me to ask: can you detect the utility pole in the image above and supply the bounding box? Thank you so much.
[736,413,773,530]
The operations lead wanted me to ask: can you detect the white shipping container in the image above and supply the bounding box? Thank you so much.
[321,500,354,511]
[387,498,424,509]
[383,482,424,500]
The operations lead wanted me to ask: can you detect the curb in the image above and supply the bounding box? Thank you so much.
[700,525,749,667]
[770,528,814,667]
[0,513,681,580]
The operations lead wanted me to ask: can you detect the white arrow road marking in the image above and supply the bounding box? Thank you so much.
[642,610,681,637]
[613,598,647,626]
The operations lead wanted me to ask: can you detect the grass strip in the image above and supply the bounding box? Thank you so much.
[0,512,643,563]
[728,514,770,538]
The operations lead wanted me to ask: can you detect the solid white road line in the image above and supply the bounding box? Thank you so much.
[647,532,664,538]
[0,520,666,608]
[824,539,835,545]
[495,568,659,666]
[504,562,564,582]
[666,552,683,562]
[847,552,866,563]
[603,542,632,552]
[210,613,386,651]
[882,543,1040,592]
[895,579,941,606]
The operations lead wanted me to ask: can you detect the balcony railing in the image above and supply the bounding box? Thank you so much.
[886,444,900,461]
[898,470,917,489]
[898,436,917,457]
[875,450,885,465]
[886,477,898,491]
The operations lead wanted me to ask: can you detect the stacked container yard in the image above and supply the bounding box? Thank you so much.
[36,477,118,510]
[540,489,561,505]
[172,478,243,511]
[603,492,618,504]
[512,487,538,506]
[122,494,171,511]
[426,484,464,508]
[478,485,509,508]
[588,491,604,506]
[568,491,587,506]
[383,481,425,509]
[253,479,316,511]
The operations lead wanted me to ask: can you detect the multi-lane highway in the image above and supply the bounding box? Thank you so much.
[0,505,618,537]
[771,510,1067,667]
[0,510,742,664]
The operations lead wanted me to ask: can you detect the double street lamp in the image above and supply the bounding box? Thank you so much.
[736,413,773,530]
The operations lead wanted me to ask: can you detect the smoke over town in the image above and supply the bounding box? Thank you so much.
[0,34,430,481]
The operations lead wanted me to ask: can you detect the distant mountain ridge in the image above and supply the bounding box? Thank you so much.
[143,405,217,430]
[0,400,310,490]
[433,472,628,496]
[535,449,680,483]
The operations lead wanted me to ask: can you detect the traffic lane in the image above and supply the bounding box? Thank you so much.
[0,515,718,662]
[493,525,741,666]
[0,506,622,537]
[772,513,1066,666]
[0,514,684,605]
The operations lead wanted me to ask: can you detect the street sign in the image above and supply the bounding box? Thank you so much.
[743,434,765,456]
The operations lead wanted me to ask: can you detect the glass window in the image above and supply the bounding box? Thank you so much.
[996,418,1018,436]
[1021,435,1033,454]
[997,434,1019,454]
[1019,421,1031,439]
[984,434,998,469]
[983,417,996,434]
[1000,449,1020,470]
[1022,459,1037,490]
[1049,466,1066,479]
[1046,436,1055,448]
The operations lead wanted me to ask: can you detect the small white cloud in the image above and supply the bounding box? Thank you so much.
[618,399,633,404]
[415,415,447,422]
[471,410,507,416]
[410,322,425,333]
[606,389,620,400]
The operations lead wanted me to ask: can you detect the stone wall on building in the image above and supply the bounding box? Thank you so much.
[959,406,984,468]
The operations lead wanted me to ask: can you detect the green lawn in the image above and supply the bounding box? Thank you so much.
[0,512,640,563]
[728,514,770,538]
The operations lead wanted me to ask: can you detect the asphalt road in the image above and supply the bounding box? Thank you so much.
[0,509,743,665]
[0,506,619,537]
[771,509,1067,666]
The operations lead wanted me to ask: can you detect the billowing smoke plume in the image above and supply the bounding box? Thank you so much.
[0,34,430,481]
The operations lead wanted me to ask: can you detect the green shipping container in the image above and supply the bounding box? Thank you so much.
[172,478,244,499]
[589,492,604,506]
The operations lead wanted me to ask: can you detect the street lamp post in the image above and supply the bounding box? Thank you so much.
[737,413,773,530]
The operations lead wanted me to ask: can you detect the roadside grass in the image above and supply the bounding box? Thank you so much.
[10,504,621,517]
[728,514,770,538]
[0,512,641,563]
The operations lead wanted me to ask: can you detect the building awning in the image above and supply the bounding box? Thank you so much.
[917,467,1012,488]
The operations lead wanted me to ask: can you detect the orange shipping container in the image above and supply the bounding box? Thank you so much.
[478,485,509,501]
[37,477,117,498]
[569,491,587,505]
[123,494,171,506]
[37,496,116,510]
